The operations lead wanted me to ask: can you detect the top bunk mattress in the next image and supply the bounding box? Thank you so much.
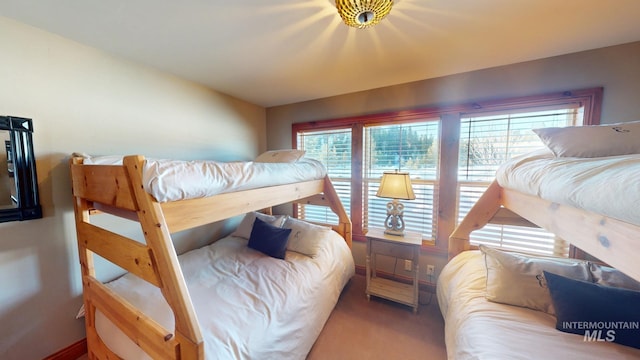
[495,149,640,226]
[80,155,327,202]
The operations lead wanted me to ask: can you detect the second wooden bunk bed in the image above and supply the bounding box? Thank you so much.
[450,179,639,282]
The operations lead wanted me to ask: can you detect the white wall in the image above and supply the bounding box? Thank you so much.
[0,16,266,359]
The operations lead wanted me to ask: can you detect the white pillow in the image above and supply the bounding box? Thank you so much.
[283,216,332,257]
[480,245,591,314]
[533,120,640,158]
[231,212,286,240]
[254,149,306,163]
[589,263,640,291]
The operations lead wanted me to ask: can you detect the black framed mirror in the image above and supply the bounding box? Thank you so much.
[0,116,42,222]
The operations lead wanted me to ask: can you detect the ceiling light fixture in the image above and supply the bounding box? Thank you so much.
[336,0,394,29]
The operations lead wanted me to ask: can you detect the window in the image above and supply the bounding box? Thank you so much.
[297,127,352,224]
[457,106,582,256]
[292,87,602,254]
[363,121,439,238]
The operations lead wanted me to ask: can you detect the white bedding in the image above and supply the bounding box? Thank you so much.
[95,231,355,359]
[436,251,640,360]
[82,155,327,202]
[496,149,640,226]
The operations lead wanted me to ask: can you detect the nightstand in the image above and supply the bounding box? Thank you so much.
[365,228,422,313]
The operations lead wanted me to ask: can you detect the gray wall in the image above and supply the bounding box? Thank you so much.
[267,41,640,142]
[0,16,266,359]
[266,41,640,286]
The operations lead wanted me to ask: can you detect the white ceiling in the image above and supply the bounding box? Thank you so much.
[1,0,640,107]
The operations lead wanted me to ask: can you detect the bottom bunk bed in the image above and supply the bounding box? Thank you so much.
[440,147,640,359]
[437,249,640,359]
[70,153,354,359]
[95,217,354,359]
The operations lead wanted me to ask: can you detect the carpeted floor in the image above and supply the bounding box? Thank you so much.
[307,274,447,360]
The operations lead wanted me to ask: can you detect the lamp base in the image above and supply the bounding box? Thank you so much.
[383,199,406,236]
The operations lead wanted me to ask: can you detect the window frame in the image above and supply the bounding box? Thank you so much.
[292,87,603,255]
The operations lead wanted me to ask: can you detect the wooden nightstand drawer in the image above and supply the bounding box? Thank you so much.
[370,240,415,260]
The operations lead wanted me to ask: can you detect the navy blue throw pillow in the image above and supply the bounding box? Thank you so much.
[248,217,291,260]
[544,270,640,349]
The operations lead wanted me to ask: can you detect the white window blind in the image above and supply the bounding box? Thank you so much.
[457,106,582,257]
[364,121,440,239]
[296,128,352,223]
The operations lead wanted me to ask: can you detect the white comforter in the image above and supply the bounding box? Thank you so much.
[496,149,640,226]
[95,232,355,360]
[437,251,640,360]
[82,155,327,202]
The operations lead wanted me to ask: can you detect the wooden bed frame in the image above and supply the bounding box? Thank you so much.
[449,180,640,282]
[70,155,352,360]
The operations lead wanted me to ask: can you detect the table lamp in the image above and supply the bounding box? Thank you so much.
[375,171,415,236]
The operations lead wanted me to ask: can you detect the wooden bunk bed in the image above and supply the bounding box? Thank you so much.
[451,120,640,281]
[448,152,640,280]
[440,149,640,359]
[450,171,639,282]
[70,154,352,360]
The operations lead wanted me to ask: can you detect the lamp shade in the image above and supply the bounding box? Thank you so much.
[376,171,416,200]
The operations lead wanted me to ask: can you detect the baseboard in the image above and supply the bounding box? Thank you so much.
[43,338,87,360]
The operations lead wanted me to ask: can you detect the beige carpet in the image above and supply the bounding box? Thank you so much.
[307,274,447,360]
